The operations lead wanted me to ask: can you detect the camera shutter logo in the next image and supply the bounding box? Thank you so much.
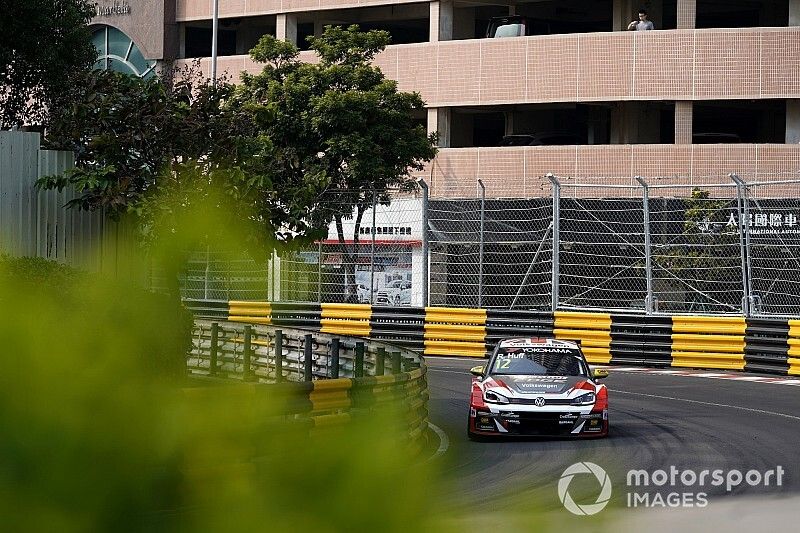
[558,462,612,516]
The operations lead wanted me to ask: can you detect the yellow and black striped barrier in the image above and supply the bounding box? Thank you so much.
[671,316,746,371]
[789,319,800,376]
[423,307,487,358]
[553,311,612,364]
[320,303,371,337]
[190,300,800,376]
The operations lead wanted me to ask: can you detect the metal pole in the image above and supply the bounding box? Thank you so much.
[354,341,365,378]
[274,329,283,382]
[635,177,654,314]
[730,173,752,316]
[243,325,253,381]
[391,351,401,374]
[546,173,560,312]
[376,346,386,376]
[477,179,486,308]
[370,190,377,305]
[419,179,430,307]
[209,322,219,376]
[211,0,219,87]
[330,338,340,379]
[317,240,322,303]
[203,245,210,300]
[304,334,313,381]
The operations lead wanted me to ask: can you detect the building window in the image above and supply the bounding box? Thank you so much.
[91,26,156,79]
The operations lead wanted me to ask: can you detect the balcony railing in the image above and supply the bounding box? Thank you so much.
[178,27,800,106]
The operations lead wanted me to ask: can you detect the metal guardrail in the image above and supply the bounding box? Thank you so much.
[188,300,800,377]
[187,319,429,452]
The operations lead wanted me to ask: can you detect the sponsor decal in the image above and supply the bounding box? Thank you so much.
[517,383,561,389]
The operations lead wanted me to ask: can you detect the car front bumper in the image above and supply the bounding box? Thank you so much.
[469,407,608,437]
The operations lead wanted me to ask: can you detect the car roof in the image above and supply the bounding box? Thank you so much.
[498,337,580,349]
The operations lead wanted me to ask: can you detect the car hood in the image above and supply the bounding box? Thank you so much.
[487,374,589,395]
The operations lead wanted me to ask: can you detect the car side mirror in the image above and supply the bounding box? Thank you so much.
[592,368,609,380]
[470,365,485,377]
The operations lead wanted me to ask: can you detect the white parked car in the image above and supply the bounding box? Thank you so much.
[357,283,372,304]
[376,280,412,306]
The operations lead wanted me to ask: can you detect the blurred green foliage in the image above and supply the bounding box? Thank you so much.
[0,254,448,532]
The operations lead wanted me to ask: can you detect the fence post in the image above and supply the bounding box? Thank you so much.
[204,245,211,300]
[477,178,486,308]
[274,329,283,383]
[209,322,219,376]
[730,173,752,316]
[304,334,313,381]
[376,346,386,376]
[419,179,430,307]
[635,177,654,314]
[243,325,253,381]
[546,173,561,312]
[370,189,377,305]
[355,341,365,378]
[317,240,322,303]
[330,338,340,379]
[392,351,401,374]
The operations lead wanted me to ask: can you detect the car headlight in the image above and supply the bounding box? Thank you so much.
[571,392,596,406]
[484,391,510,404]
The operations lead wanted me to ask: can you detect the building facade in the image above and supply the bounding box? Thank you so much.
[90,0,800,198]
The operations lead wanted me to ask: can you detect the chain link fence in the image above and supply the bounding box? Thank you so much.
[171,176,800,317]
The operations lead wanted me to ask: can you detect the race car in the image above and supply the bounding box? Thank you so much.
[467,337,609,440]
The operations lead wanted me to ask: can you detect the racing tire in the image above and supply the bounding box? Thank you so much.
[394,295,400,306]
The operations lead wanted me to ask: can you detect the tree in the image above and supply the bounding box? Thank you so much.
[653,188,742,312]
[0,0,96,128]
[39,66,251,222]
[235,26,437,298]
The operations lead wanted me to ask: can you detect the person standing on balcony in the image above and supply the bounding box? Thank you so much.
[627,9,655,31]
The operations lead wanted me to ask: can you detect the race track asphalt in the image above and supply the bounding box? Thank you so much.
[425,356,800,515]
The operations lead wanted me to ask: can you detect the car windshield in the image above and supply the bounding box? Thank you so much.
[491,347,587,376]
[493,23,524,37]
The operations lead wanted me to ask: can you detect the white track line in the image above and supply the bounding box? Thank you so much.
[610,389,800,422]
[426,422,450,462]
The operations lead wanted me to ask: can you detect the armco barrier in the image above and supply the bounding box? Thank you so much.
[424,307,486,358]
[320,303,371,337]
[185,298,230,319]
[188,319,428,452]
[200,300,800,376]
[610,314,673,367]
[370,306,425,351]
[671,316,746,370]
[789,320,800,376]
[553,311,612,364]
[745,318,790,375]
[485,309,554,356]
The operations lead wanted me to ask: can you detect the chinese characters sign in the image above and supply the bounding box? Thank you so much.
[726,212,800,234]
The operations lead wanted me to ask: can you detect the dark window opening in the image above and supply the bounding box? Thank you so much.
[184,27,236,58]
[697,0,789,28]
[693,100,786,143]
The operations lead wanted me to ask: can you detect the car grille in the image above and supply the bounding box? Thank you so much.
[508,397,573,405]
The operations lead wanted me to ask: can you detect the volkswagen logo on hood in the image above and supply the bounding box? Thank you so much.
[534,397,546,407]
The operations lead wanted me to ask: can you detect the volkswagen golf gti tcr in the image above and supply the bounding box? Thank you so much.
[467,338,609,440]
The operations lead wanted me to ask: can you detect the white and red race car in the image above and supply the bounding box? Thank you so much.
[468,338,609,440]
